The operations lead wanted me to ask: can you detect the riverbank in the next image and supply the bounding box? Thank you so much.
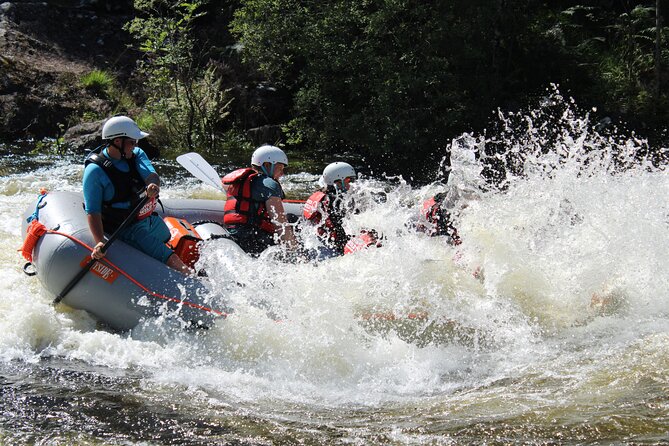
[0,1,139,146]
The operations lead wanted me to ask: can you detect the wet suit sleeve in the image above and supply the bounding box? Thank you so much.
[132,148,158,181]
[253,176,284,201]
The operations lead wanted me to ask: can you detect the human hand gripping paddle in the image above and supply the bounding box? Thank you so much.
[53,192,150,305]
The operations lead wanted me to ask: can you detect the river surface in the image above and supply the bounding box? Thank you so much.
[0,97,668,445]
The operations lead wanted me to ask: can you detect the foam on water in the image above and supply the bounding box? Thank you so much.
[0,92,667,441]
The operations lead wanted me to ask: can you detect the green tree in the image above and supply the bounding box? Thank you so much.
[231,0,571,178]
[126,0,234,155]
[557,2,668,128]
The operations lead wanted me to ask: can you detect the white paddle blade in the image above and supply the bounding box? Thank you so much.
[177,153,224,191]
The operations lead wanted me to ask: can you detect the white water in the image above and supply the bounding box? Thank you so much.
[0,93,668,443]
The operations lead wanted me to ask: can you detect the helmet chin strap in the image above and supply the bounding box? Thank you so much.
[119,137,136,160]
[120,137,129,159]
[109,139,123,157]
[261,163,275,178]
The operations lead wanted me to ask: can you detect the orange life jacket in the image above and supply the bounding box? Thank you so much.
[221,168,275,233]
[164,217,202,268]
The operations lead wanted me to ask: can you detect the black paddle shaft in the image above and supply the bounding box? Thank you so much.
[53,193,150,305]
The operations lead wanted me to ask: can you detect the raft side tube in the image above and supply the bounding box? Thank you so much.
[22,191,222,331]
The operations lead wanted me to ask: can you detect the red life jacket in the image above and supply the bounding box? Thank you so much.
[343,231,378,255]
[421,196,440,235]
[303,191,326,222]
[221,168,275,233]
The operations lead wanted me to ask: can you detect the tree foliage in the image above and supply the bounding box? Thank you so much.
[230,0,667,175]
[125,0,235,155]
[557,2,668,124]
[118,0,667,176]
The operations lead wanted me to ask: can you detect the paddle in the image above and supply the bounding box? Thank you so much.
[53,193,150,305]
[176,152,224,191]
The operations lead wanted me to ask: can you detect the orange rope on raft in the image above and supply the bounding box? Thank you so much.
[360,311,430,321]
[20,219,48,262]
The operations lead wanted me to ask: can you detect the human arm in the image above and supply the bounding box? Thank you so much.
[323,197,350,252]
[265,196,297,249]
[83,164,110,258]
[87,213,107,259]
[253,175,297,249]
[134,148,160,198]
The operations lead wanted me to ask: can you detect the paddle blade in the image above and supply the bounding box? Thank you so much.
[177,153,223,191]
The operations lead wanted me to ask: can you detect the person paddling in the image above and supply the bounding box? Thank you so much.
[303,162,381,257]
[302,162,358,256]
[82,116,191,274]
[222,145,298,255]
[416,185,485,280]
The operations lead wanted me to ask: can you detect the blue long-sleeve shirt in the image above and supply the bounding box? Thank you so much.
[82,147,156,214]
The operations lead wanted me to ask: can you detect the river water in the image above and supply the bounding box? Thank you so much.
[0,96,668,445]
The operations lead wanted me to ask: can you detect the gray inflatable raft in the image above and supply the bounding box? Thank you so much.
[21,191,304,331]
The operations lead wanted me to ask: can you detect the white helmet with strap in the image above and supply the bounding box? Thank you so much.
[319,162,356,188]
[251,145,288,166]
[102,116,149,140]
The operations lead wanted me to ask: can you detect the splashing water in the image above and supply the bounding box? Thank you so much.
[0,91,667,443]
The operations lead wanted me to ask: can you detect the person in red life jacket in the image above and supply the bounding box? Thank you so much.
[82,116,191,274]
[303,162,358,256]
[418,191,462,245]
[222,145,298,255]
[416,185,485,280]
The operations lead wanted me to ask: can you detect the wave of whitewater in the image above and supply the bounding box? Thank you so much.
[0,91,667,443]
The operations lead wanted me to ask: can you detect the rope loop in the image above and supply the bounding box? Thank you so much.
[23,262,37,276]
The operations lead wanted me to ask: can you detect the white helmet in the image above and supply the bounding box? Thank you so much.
[102,116,149,140]
[319,162,356,187]
[251,145,288,166]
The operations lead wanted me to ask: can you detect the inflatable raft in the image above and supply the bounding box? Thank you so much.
[20,190,304,331]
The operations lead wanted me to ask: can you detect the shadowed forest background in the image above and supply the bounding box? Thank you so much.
[1,0,667,182]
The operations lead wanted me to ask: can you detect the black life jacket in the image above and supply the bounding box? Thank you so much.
[303,190,349,252]
[421,192,461,244]
[85,146,146,232]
